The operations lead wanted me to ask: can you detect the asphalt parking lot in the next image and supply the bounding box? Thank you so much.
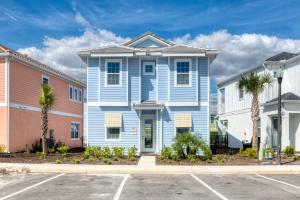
[0,173,299,200]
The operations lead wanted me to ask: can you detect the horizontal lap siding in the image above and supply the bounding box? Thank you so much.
[170,57,197,101]
[100,58,127,102]
[128,58,139,102]
[157,57,168,101]
[199,57,208,102]
[0,58,5,102]
[87,58,100,102]
[162,106,209,146]
[141,74,156,101]
[87,106,140,150]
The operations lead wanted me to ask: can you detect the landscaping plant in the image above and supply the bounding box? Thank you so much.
[284,145,295,157]
[112,147,125,159]
[128,146,138,161]
[39,83,55,155]
[101,146,112,158]
[57,145,70,158]
[239,148,257,158]
[0,144,6,153]
[160,146,173,160]
[238,72,271,151]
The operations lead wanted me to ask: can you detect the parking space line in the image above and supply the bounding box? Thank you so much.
[191,174,229,200]
[255,174,300,189]
[113,174,130,200]
[0,173,65,200]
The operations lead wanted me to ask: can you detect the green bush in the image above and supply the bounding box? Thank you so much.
[36,151,45,159]
[160,146,173,160]
[239,148,257,158]
[284,146,295,157]
[83,146,101,159]
[128,146,138,160]
[171,132,212,161]
[73,159,81,164]
[187,154,197,163]
[55,159,62,164]
[48,147,56,154]
[101,146,112,158]
[57,145,70,158]
[112,147,125,158]
[82,151,90,159]
[0,144,6,153]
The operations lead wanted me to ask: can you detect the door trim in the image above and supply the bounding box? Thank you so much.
[141,114,156,153]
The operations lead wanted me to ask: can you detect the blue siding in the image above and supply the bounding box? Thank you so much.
[199,57,209,102]
[141,60,156,101]
[128,58,140,102]
[157,57,168,101]
[170,57,197,101]
[162,106,209,146]
[132,39,165,48]
[99,57,127,102]
[87,57,99,101]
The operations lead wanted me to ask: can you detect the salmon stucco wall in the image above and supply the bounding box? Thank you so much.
[9,60,83,115]
[0,107,8,151]
[9,107,83,152]
[0,58,5,102]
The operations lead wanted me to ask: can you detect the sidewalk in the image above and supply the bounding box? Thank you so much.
[1,162,300,174]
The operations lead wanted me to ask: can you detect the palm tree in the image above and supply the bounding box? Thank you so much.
[39,83,55,155]
[238,72,272,151]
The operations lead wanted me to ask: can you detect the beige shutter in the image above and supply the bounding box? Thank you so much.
[175,113,192,128]
[105,113,122,127]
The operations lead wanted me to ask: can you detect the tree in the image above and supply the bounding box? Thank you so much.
[39,83,55,155]
[238,72,272,151]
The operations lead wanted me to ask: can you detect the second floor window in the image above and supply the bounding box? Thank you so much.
[239,88,244,99]
[42,76,49,84]
[175,60,191,86]
[69,86,73,100]
[220,88,225,104]
[74,87,78,101]
[106,60,121,86]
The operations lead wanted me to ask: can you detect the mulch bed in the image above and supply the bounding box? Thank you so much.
[156,154,300,166]
[0,153,139,165]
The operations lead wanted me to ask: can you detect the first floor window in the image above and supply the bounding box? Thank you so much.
[106,61,121,86]
[107,128,120,140]
[176,127,190,135]
[176,60,190,86]
[71,123,79,139]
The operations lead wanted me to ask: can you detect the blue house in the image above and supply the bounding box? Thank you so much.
[78,32,218,154]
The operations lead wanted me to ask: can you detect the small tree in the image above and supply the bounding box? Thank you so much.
[39,84,55,155]
[238,72,271,151]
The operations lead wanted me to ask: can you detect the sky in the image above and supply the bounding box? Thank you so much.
[1,0,300,111]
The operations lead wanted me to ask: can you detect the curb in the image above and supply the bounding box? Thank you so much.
[1,163,300,174]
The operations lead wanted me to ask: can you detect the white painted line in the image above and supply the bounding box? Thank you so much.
[0,173,65,200]
[113,174,129,200]
[191,174,229,200]
[255,174,300,189]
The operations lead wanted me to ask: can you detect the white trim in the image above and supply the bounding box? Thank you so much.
[71,121,80,140]
[42,75,49,84]
[98,57,101,101]
[166,101,209,106]
[138,110,141,154]
[162,53,205,57]
[207,57,210,145]
[126,57,129,102]
[105,59,122,87]
[168,57,170,101]
[139,57,141,103]
[87,102,128,106]
[140,114,156,153]
[105,127,122,141]
[0,103,8,107]
[8,102,83,118]
[142,61,155,75]
[150,52,162,56]
[174,58,192,87]
[127,35,172,47]
[196,57,198,102]
[86,57,89,146]
[135,52,147,56]
[156,57,158,102]
[91,53,133,57]
[160,110,163,151]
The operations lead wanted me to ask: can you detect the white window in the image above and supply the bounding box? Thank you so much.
[239,88,244,99]
[175,59,191,87]
[79,89,82,102]
[106,128,120,140]
[105,59,122,86]
[176,127,190,135]
[74,87,78,101]
[42,76,49,84]
[220,88,225,104]
[143,62,155,75]
[71,122,79,139]
[69,85,73,101]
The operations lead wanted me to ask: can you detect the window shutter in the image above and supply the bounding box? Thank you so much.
[175,113,192,128]
[105,113,122,127]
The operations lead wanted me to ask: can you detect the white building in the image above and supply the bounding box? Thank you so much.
[217,52,300,152]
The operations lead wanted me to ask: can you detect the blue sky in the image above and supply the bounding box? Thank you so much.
[1,0,300,97]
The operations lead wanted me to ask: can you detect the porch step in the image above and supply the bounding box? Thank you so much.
[138,155,156,166]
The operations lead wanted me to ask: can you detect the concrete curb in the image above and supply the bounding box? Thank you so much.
[1,163,300,174]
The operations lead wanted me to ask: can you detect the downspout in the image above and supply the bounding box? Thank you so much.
[5,56,11,152]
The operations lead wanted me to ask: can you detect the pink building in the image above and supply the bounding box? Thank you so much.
[0,45,85,152]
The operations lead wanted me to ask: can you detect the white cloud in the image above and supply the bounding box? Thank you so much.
[173,30,300,82]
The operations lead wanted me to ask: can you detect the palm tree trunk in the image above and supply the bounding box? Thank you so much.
[41,107,48,155]
[251,93,259,151]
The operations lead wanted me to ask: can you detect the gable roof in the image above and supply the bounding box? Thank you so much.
[266,92,300,103]
[266,52,299,62]
[0,44,85,87]
[123,32,174,47]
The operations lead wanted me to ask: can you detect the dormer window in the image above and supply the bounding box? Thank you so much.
[174,59,191,87]
[105,59,122,86]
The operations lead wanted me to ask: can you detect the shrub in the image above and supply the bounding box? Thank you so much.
[112,147,125,158]
[0,144,6,153]
[160,146,173,160]
[32,140,42,152]
[239,148,257,158]
[57,145,70,158]
[55,159,62,164]
[48,147,56,154]
[101,146,112,158]
[73,159,81,164]
[187,154,197,163]
[83,146,101,159]
[284,146,295,157]
[128,146,138,160]
[171,132,212,161]
[82,151,90,160]
[36,151,45,159]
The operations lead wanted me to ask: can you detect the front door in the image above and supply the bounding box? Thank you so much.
[271,117,278,149]
[141,115,156,152]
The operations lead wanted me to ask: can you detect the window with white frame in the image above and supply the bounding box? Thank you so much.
[79,89,82,102]
[69,85,73,100]
[176,127,190,135]
[71,122,79,139]
[42,76,49,84]
[143,62,155,75]
[106,128,120,140]
[74,87,78,101]
[106,60,121,86]
[175,60,190,86]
